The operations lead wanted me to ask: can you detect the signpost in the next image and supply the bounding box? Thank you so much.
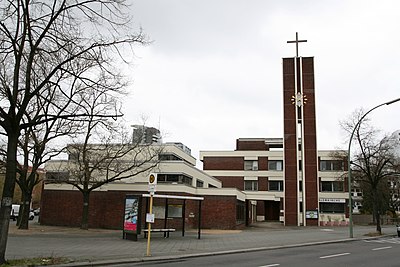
[146,173,157,256]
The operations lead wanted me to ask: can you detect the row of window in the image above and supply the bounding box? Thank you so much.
[243,180,344,192]
[293,202,346,213]
[244,180,284,191]
[46,171,207,188]
[243,160,344,171]
[150,202,346,219]
[244,160,283,171]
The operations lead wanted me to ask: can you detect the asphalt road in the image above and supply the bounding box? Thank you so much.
[124,237,400,267]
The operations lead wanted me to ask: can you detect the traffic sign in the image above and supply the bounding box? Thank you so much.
[149,173,157,185]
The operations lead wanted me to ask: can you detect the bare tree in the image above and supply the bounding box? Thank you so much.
[47,118,162,229]
[0,0,146,263]
[16,103,79,230]
[341,109,400,233]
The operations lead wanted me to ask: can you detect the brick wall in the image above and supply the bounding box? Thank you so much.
[203,157,244,170]
[283,57,299,226]
[236,140,268,151]
[258,157,268,171]
[201,195,244,229]
[40,189,241,230]
[216,176,244,190]
[258,177,269,191]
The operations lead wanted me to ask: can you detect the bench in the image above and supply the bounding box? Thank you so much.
[143,228,176,238]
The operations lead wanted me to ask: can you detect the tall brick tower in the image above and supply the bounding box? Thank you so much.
[283,33,318,226]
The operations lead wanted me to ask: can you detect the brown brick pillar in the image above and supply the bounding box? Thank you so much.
[283,57,318,226]
[302,57,318,226]
[283,57,298,226]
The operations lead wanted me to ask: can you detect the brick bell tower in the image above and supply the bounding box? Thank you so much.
[283,33,318,226]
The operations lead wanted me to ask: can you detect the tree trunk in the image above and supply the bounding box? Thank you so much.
[81,192,90,230]
[372,191,382,234]
[376,212,382,234]
[0,135,19,264]
[17,193,32,230]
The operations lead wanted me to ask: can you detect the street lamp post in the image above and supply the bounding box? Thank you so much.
[347,97,400,238]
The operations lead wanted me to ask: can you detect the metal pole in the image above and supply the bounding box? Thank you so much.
[347,97,400,238]
[146,195,153,256]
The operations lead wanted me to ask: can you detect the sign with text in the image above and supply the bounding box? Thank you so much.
[146,213,155,223]
[305,210,319,219]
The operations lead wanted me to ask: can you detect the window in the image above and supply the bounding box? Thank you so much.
[269,181,284,191]
[46,171,69,182]
[268,160,283,171]
[68,152,79,161]
[167,204,183,218]
[244,180,258,191]
[159,154,182,161]
[244,160,258,171]
[320,203,345,213]
[320,160,344,171]
[157,174,193,186]
[196,180,204,188]
[320,181,343,192]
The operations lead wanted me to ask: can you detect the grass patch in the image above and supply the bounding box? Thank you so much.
[364,231,383,237]
[1,257,71,266]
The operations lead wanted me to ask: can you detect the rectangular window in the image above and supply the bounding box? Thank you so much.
[319,203,345,213]
[320,160,344,171]
[153,205,165,219]
[159,154,182,161]
[244,180,258,191]
[196,180,204,188]
[320,181,343,192]
[157,174,193,186]
[168,204,183,218]
[269,181,284,191]
[268,160,283,171]
[244,160,258,171]
[46,171,69,182]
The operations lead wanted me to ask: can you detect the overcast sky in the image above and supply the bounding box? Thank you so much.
[123,0,400,165]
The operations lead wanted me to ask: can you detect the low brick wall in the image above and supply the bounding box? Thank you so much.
[40,189,242,230]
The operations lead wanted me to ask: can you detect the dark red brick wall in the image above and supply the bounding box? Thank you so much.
[258,177,268,191]
[40,190,137,229]
[283,57,319,226]
[201,196,244,229]
[236,139,268,151]
[41,189,241,230]
[203,157,244,170]
[283,57,298,226]
[259,157,268,171]
[302,57,319,226]
[216,176,244,190]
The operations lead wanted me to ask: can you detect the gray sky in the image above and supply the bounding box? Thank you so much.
[123,0,400,164]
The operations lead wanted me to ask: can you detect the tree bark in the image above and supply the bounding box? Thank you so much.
[372,191,382,234]
[0,135,19,264]
[376,212,382,234]
[81,192,90,230]
[17,193,32,230]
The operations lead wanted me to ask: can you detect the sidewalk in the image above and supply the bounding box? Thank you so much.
[6,221,397,266]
